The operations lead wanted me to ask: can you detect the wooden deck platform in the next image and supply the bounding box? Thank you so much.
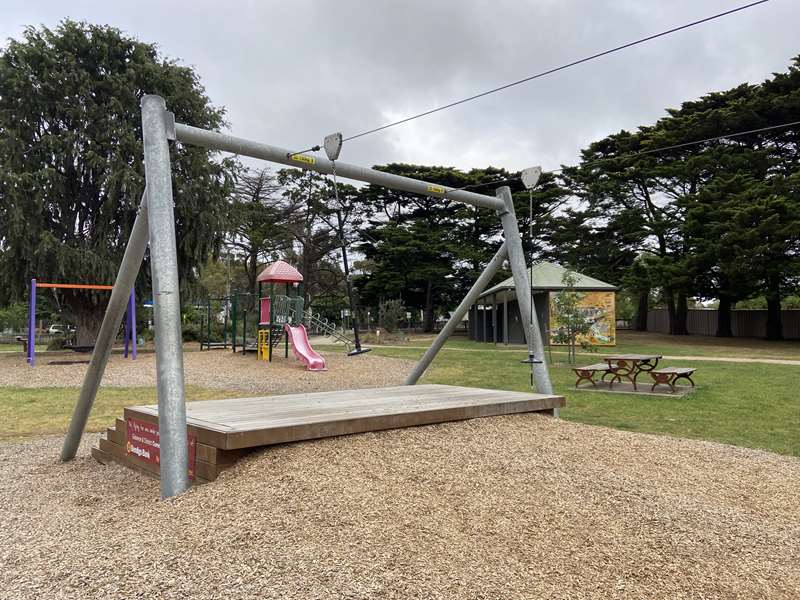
[92,384,564,483]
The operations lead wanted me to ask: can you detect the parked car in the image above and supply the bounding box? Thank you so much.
[48,324,76,335]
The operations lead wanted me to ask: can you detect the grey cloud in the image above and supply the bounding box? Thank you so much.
[2,0,796,172]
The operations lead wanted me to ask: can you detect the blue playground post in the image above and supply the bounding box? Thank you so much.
[27,278,36,366]
[124,299,130,358]
[130,289,137,360]
[124,289,137,360]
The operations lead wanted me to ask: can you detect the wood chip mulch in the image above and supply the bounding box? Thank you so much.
[1,414,798,599]
[0,348,411,394]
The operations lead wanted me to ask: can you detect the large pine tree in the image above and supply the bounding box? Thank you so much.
[0,21,234,343]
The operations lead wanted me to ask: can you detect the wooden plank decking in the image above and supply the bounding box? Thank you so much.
[93,384,565,482]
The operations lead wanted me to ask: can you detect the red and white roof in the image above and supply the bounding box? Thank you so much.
[257,260,304,283]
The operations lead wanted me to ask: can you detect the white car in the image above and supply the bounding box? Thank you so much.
[48,325,76,335]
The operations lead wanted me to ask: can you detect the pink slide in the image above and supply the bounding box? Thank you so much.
[284,324,327,371]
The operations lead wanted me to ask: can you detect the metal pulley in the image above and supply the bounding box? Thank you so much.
[521,166,542,189]
[324,132,343,161]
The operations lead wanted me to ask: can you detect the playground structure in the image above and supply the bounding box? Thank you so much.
[198,295,231,351]
[26,279,137,367]
[198,260,356,368]
[254,260,327,371]
[256,260,304,362]
[198,291,257,354]
[62,95,558,500]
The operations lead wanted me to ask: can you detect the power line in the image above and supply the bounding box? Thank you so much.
[340,0,770,143]
[549,119,800,173]
[441,119,800,196]
[447,177,519,193]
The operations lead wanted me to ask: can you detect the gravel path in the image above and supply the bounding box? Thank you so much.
[1,417,798,599]
[0,349,410,393]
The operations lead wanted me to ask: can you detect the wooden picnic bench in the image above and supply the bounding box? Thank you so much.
[649,367,697,393]
[572,363,613,388]
[603,354,662,390]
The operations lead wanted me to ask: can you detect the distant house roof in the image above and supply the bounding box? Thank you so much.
[257,260,304,284]
[480,261,616,298]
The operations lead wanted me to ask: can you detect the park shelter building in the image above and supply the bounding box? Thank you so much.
[468,261,617,346]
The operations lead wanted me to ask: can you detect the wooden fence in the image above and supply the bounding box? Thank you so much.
[646,308,800,339]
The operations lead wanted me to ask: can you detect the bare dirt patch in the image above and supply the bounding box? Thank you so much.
[1,416,798,599]
[0,348,412,394]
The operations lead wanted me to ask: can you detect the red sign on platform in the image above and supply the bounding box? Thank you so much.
[126,417,197,479]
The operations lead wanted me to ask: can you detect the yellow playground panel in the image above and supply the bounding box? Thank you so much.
[256,329,269,360]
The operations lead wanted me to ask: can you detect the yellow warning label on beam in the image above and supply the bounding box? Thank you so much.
[290,154,316,165]
[427,184,445,194]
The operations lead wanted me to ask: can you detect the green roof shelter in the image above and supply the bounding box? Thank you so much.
[469,261,618,346]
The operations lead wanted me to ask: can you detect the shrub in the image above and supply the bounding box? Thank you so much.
[0,303,28,332]
[46,337,66,351]
[378,299,405,333]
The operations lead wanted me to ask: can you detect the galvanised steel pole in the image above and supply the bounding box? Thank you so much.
[141,95,190,498]
[173,123,504,212]
[60,192,150,461]
[405,241,508,385]
[496,186,554,395]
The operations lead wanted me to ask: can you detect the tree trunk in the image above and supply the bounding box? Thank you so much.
[249,250,260,311]
[423,280,435,333]
[716,296,734,337]
[248,250,258,298]
[766,296,783,341]
[63,293,106,346]
[301,244,313,305]
[665,289,677,334]
[634,289,649,331]
[673,291,689,335]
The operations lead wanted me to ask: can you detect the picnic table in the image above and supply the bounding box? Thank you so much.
[603,354,662,391]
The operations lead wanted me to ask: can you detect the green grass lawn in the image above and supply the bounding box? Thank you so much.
[0,344,48,353]
[0,385,239,441]
[379,330,800,361]
[3,334,798,457]
[366,344,800,457]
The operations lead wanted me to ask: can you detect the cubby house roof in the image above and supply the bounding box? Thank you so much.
[257,260,304,284]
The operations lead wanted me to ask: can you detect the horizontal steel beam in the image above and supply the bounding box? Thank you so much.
[35,283,114,290]
[174,123,504,211]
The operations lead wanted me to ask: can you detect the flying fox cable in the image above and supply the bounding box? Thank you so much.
[289,1,770,155]
[340,1,770,143]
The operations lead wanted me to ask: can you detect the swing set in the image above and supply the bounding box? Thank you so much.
[26,278,137,367]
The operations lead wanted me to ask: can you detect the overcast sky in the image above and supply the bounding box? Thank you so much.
[2,0,798,173]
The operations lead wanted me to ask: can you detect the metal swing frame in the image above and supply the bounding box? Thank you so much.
[60,95,554,499]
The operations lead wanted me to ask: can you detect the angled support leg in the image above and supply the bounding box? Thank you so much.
[405,241,508,385]
[496,186,554,397]
[60,191,149,461]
